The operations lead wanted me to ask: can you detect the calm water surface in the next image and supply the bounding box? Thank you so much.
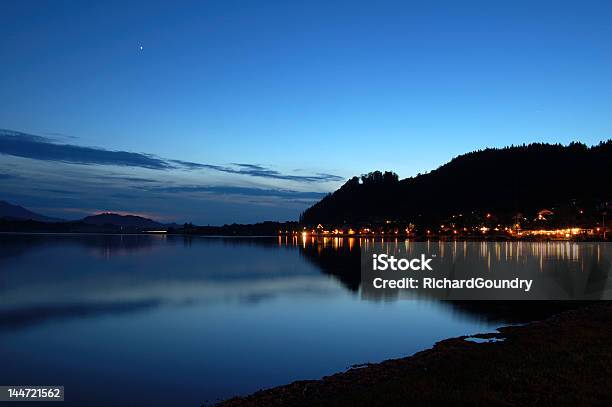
[1,234,527,406]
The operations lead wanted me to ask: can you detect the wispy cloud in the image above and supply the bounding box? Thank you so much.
[232,163,267,170]
[146,185,326,199]
[167,159,216,170]
[37,188,79,195]
[0,129,343,183]
[43,132,79,142]
[169,159,343,182]
[99,175,159,183]
[0,129,171,170]
[0,129,341,223]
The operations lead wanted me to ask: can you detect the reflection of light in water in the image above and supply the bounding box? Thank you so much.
[540,255,543,272]
[287,237,605,273]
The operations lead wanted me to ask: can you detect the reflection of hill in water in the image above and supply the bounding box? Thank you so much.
[0,234,322,331]
[298,238,361,292]
[0,234,602,325]
[0,233,157,263]
[295,237,599,323]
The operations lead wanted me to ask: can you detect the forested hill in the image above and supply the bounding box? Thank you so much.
[300,141,612,225]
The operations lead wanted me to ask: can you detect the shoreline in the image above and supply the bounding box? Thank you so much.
[217,303,612,406]
[0,231,608,242]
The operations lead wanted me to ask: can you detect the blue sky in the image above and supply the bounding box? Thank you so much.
[0,0,610,223]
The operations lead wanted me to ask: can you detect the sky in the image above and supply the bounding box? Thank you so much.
[0,0,610,224]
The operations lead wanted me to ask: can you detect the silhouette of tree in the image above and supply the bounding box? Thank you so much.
[301,141,612,227]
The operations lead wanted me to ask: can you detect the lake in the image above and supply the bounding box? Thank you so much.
[0,234,581,406]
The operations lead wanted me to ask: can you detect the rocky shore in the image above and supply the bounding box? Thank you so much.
[217,303,612,406]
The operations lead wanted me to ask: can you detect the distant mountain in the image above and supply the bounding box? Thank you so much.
[0,200,63,222]
[81,213,163,229]
[301,141,612,226]
[0,204,173,233]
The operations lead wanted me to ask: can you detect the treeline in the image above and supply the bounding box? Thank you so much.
[179,221,299,236]
[301,141,612,225]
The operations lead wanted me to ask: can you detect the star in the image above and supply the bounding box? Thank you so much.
[139,45,143,51]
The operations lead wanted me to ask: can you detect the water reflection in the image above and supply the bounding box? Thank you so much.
[291,236,610,292]
[292,236,608,316]
[0,234,604,406]
[1,234,606,331]
[0,234,331,331]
